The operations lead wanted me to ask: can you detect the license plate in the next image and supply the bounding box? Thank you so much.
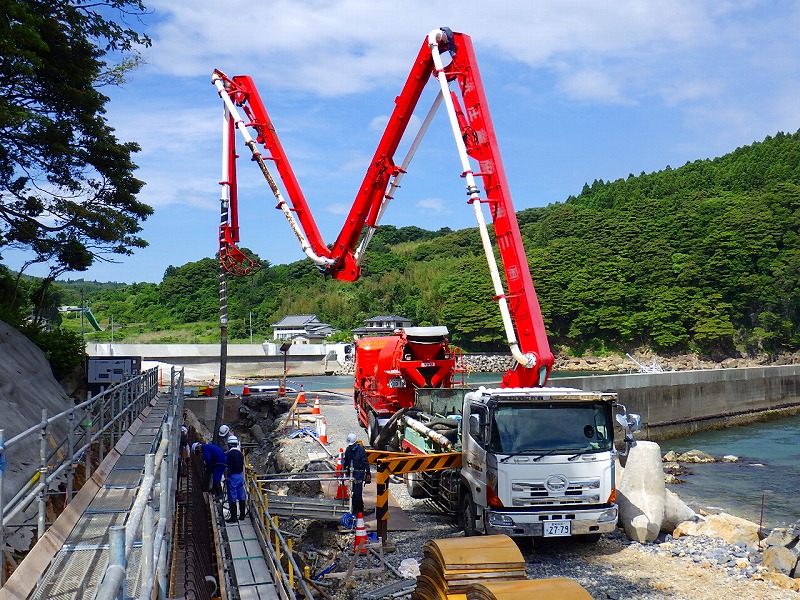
[543,520,571,537]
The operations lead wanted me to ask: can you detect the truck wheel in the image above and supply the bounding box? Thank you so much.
[460,493,478,536]
[367,412,380,447]
[405,472,427,499]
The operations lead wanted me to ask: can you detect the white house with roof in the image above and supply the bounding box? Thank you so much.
[352,315,413,339]
[271,314,336,342]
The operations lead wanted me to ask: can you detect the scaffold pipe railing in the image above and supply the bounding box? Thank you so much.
[0,367,163,586]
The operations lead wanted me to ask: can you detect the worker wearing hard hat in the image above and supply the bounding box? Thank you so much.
[193,441,226,499]
[343,433,371,516]
[218,424,231,451]
[224,435,247,523]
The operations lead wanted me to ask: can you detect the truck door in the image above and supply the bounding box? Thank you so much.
[461,403,489,507]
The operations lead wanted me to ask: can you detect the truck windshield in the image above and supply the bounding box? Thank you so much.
[488,402,613,455]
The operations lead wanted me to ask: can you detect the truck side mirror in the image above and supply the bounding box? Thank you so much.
[615,405,642,456]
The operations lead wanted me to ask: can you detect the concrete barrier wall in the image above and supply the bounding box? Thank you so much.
[554,365,800,440]
[86,343,340,377]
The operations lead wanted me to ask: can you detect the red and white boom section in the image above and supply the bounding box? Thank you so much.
[211,28,554,387]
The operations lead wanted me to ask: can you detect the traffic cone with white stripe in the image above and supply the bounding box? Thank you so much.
[335,448,349,500]
[297,391,306,405]
[318,418,328,444]
[312,395,321,415]
[353,512,368,554]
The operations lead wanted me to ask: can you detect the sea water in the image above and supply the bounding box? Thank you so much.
[659,413,800,529]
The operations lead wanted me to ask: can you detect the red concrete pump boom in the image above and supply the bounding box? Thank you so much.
[212,28,554,387]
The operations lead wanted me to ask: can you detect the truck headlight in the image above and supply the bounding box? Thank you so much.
[598,506,618,523]
[487,512,515,527]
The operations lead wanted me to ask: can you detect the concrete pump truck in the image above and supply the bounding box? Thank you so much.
[211,28,640,540]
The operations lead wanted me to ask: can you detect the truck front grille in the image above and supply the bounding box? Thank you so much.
[510,478,601,507]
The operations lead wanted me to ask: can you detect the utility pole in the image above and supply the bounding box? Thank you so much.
[249,310,253,344]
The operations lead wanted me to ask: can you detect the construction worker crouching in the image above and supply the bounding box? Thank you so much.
[193,441,226,500]
[343,432,372,516]
[225,435,247,522]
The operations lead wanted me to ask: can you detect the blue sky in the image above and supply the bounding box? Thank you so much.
[5,0,800,284]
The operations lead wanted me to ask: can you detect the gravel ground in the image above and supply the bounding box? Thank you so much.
[236,390,798,600]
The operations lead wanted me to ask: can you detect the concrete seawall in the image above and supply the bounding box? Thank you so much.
[555,365,800,441]
[89,344,800,439]
[86,343,341,378]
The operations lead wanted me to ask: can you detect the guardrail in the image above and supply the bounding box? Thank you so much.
[0,366,166,587]
[95,367,184,600]
[246,468,316,599]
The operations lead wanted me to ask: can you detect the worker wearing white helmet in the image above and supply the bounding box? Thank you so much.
[218,424,231,451]
[343,433,371,516]
[225,434,246,522]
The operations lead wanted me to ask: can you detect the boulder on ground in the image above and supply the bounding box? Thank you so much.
[662,450,679,462]
[755,571,799,591]
[661,489,696,532]
[761,527,799,550]
[617,441,665,543]
[673,512,760,548]
[762,545,799,576]
[677,449,715,463]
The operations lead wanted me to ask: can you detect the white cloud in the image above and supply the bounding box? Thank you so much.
[416,197,446,215]
[14,0,796,283]
[326,203,352,216]
[557,69,628,104]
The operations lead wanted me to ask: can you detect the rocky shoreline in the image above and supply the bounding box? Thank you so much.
[657,448,800,591]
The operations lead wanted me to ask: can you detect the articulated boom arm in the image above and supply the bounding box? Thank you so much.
[212,28,554,387]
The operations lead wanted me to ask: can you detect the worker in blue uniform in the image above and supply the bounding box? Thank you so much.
[343,433,371,516]
[193,442,226,500]
[225,435,247,522]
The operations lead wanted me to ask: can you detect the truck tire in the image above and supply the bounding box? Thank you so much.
[367,412,380,447]
[460,493,479,537]
[405,472,427,499]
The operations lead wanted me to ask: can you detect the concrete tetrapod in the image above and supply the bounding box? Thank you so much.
[662,488,697,533]
[617,441,665,543]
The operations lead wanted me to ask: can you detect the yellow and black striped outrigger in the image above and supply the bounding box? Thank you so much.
[365,450,463,542]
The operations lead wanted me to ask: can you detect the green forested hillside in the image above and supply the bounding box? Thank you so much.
[5,131,800,358]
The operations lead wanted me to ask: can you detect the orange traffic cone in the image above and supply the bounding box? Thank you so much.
[335,448,349,500]
[319,418,328,444]
[297,391,306,405]
[312,396,321,415]
[353,512,368,554]
[242,384,250,396]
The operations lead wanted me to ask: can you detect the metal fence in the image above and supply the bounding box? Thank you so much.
[94,367,184,600]
[246,468,316,599]
[0,366,164,587]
